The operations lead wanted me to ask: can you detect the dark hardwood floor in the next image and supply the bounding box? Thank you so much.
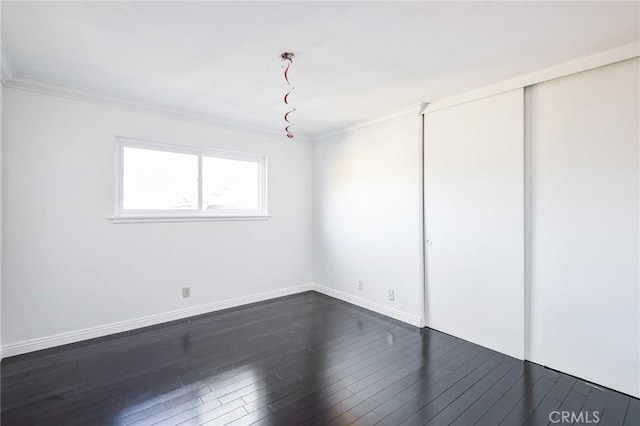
[1,292,638,425]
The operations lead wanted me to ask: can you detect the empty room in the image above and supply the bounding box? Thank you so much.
[0,1,639,425]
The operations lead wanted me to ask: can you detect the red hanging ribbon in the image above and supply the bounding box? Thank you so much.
[282,54,296,139]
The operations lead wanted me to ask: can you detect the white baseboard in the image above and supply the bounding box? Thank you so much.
[1,283,314,358]
[2,282,423,357]
[312,283,422,327]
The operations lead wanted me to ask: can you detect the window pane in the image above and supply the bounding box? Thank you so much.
[123,147,198,210]
[202,156,259,211]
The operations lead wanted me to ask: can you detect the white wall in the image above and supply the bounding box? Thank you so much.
[1,4,5,358]
[2,88,313,349]
[312,116,423,325]
[0,61,3,360]
[423,89,525,360]
[528,58,640,397]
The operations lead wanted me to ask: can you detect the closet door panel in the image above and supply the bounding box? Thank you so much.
[424,89,525,359]
[528,58,640,397]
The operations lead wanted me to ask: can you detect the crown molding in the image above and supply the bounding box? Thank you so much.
[5,41,637,144]
[314,102,428,144]
[1,53,315,145]
[4,73,316,144]
[2,45,421,145]
[425,42,640,114]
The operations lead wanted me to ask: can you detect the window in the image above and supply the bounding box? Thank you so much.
[113,137,267,223]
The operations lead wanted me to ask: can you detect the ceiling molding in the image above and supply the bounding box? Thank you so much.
[425,42,640,114]
[3,40,637,145]
[1,58,316,145]
[314,102,428,144]
[1,43,16,84]
[3,54,424,146]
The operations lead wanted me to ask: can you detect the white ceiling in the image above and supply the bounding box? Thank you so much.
[2,1,639,140]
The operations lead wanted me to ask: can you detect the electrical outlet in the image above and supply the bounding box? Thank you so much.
[183,287,190,298]
[358,280,364,290]
[388,290,395,301]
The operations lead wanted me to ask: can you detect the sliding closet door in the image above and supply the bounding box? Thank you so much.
[424,89,525,359]
[528,59,640,397]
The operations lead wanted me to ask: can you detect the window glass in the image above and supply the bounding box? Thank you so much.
[122,147,198,210]
[202,156,259,211]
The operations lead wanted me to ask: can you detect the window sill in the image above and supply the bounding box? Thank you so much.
[110,214,271,224]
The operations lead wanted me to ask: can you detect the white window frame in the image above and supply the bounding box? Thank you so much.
[112,136,269,223]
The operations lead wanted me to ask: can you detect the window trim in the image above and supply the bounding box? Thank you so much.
[112,136,269,223]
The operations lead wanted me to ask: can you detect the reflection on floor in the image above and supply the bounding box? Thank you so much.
[1,292,638,425]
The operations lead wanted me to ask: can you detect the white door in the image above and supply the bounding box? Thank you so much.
[528,58,640,398]
[424,89,525,360]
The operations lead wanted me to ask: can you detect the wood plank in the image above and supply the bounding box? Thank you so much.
[1,291,637,426]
